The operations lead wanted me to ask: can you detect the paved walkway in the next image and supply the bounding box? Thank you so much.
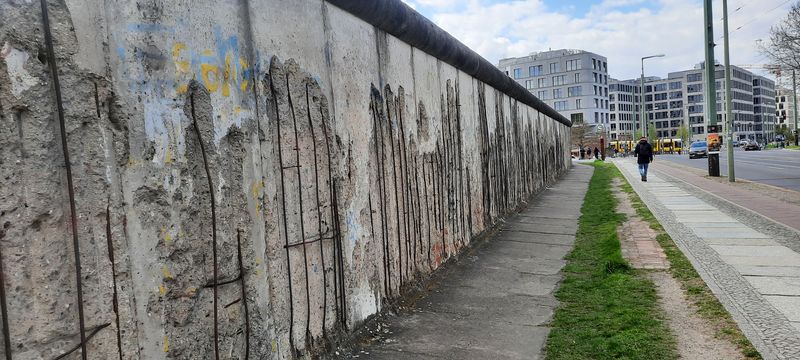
[616,159,800,360]
[650,161,800,232]
[341,165,593,359]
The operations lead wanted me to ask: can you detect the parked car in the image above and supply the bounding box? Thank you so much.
[743,140,761,151]
[732,139,740,147]
[688,141,708,159]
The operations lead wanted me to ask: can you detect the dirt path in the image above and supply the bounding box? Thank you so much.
[612,179,743,360]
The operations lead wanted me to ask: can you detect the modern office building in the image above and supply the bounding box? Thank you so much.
[753,75,777,143]
[498,49,609,125]
[610,63,776,143]
[608,78,641,141]
[776,85,796,133]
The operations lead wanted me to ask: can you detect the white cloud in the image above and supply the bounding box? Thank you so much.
[422,0,792,81]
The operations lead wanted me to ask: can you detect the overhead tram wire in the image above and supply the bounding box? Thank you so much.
[717,0,792,40]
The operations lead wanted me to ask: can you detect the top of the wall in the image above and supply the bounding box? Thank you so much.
[326,0,572,127]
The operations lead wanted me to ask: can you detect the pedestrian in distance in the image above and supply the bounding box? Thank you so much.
[580,147,586,159]
[634,136,654,181]
[594,147,600,160]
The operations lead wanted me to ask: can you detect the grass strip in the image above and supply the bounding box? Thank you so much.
[545,161,678,360]
[615,164,762,359]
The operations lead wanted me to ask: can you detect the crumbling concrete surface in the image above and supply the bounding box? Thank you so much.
[0,0,571,358]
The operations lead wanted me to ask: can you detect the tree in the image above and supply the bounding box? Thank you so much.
[570,123,593,149]
[777,124,796,142]
[759,2,800,70]
[677,124,690,149]
[647,125,657,141]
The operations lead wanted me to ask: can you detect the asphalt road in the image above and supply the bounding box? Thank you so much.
[656,148,800,192]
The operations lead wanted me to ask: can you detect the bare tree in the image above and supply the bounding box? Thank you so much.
[570,123,592,150]
[759,2,800,70]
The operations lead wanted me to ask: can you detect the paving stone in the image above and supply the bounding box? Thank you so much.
[711,245,799,257]
[763,296,800,322]
[734,265,800,278]
[721,255,800,267]
[702,238,780,246]
[745,276,800,296]
[693,228,770,239]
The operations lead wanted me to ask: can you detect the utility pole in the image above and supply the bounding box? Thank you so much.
[794,69,799,146]
[703,0,719,176]
[722,0,735,181]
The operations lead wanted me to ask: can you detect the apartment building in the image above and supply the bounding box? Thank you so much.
[753,75,777,142]
[611,63,775,143]
[498,49,609,125]
[776,85,796,133]
[608,78,641,141]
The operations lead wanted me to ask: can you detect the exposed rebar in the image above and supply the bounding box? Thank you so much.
[39,0,87,358]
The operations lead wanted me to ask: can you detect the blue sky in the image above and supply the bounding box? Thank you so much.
[402,0,793,82]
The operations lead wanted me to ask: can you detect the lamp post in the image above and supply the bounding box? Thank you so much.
[722,0,735,181]
[641,54,666,138]
[703,0,719,177]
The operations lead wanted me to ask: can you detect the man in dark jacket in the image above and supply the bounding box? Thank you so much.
[633,136,654,181]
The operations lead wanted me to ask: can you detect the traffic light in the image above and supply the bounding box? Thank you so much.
[707,125,719,133]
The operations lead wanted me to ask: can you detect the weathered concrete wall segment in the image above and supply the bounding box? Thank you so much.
[0,0,571,358]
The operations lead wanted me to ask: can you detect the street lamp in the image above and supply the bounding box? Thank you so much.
[641,54,666,138]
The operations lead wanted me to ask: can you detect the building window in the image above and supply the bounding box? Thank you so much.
[568,86,582,97]
[594,86,598,95]
[566,59,580,71]
[593,72,598,83]
[603,61,607,72]
[537,90,547,100]
[592,58,597,69]
[575,73,580,83]
[553,88,564,99]
[571,113,584,123]
[595,99,599,108]
[513,68,522,79]
[530,65,543,76]
[553,75,566,86]
[550,62,558,74]
[538,78,546,88]
[525,80,535,89]
[576,99,582,109]
[554,100,568,111]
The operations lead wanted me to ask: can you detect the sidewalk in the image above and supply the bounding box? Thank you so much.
[340,165,593,359]
[650,161,800,232]
[615,159,800,360]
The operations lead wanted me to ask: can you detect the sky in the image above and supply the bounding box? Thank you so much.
[401,0,794,82]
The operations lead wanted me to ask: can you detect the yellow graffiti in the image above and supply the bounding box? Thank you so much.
[184,286,197,297]
[221,52,235,98]
[201,63,220,93]
[169,42,251,97]
[161,265,174,280]
[164,147,173,165]
[163,335,170,353]
[239,58,250,92]
[171,43,190,73]
[159,284,167,296]
[161,226,172,243]
[271,340,277,352]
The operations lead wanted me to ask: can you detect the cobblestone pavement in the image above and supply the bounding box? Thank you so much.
[337,165,593,359]
[615,158,800,360]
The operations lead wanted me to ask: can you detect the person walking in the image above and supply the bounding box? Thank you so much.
[593,147,600,160]
[580,147,586,159]
[634,136,654,181]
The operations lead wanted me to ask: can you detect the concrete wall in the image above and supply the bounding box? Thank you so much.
[0,0,571,358]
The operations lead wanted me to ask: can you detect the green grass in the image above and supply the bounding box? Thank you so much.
[545,161,678,360]
[616,167,762,359]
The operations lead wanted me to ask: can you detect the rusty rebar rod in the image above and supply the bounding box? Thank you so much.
[189,91,219,360]
[39,0,87,358]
